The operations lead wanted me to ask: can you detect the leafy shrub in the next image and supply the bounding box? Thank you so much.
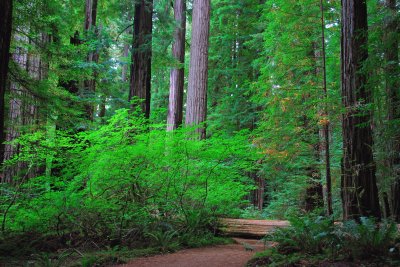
[335,217,399,260]
[1,109,255,251]
[264,215,336,255]
[145,230,179,252]
[239,206,269,219]
[259,215,399,266]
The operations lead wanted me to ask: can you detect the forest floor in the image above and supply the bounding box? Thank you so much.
[117,238,267,267]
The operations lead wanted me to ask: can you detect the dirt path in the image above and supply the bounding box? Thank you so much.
[117,238,266,267]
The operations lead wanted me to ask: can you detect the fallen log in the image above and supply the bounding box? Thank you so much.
[219,218,400,239]
[218,218,289,238]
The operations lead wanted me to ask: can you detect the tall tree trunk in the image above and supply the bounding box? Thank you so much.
[83,0,98,121]
[4,33,29,183]
[340,0,381,220]
[129,0,153,119]
[319,0,333,216]
[3,32,49,183]
[383,0,400,222]
[0,0,13,169]
[185,0,211,139]
[167,0,186,131]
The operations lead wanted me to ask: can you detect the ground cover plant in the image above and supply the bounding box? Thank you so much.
[247,215,400,266]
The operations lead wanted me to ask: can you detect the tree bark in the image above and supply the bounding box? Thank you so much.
[0,0,13,168]
[185,0,211,139]
[383,0,400,222]
[4,33,29,183]
[129,0,153,119]
[83,0,98,121]
[167,0,186,131]
[340,0,381,220]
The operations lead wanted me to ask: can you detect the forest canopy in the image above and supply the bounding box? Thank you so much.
[0,0,399,265]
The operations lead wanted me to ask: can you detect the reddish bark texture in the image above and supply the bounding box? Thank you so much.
[340,0,381,220]
[185,0,211,139]
[129,0,153,119]
[167,0,186,131]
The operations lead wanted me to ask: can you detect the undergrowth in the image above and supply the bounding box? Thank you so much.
[0,109,252,265]
[248,215,400,267]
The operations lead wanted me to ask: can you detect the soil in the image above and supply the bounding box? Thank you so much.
[117,238,267,267]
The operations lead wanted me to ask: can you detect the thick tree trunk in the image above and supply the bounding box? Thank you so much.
[0,0,13,168]
[4,33,29,183]
[129,0,153,119]
[340,0,381,220]
[383,0,400,222]
[3,32,48,183]
[185,0,211,139]
[167,0,186,131]
[83,0,98,121]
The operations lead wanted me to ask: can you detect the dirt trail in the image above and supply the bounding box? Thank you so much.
[117,238,266,267]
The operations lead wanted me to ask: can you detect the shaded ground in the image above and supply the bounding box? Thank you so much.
[117,238,267,267]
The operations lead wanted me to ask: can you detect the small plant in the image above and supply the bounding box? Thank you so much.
[32,252,70,267]
[239,206,269,219]
[256,216,400,266]
[146,230,179,252]
[335,217,398,260]
[263,215,336,255]
[81,255,98,267]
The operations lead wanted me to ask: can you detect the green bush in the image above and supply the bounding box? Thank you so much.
[335,217,399,260]
[259,215,399,266]
[264,215,336,255]
[1,109,255,250]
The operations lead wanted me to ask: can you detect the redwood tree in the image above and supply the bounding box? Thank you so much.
[83,0,99,121]
[185,0,211,139]
[129,0,153,119]
[167,0,186,131]
[0,0,13,166]
[384,0,400,222]
[340,0,381,220]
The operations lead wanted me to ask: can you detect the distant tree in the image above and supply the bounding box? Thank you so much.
[340,0,381,220]
[0,0,13,167]
[83,0,99,121]
[185,0,211,139]
[319,0,333,216]
[167,0,186,131]
[129,0,153,118]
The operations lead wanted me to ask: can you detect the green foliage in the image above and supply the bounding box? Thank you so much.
[250,0,343,218]
[335,217,399,259]
[1,109,254,251]
[259,215,400,266]
[4,0,400,264]
[208,0,261,134]
[264,215,336,255]
[146,230,179,252]
[239,206,269,219]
